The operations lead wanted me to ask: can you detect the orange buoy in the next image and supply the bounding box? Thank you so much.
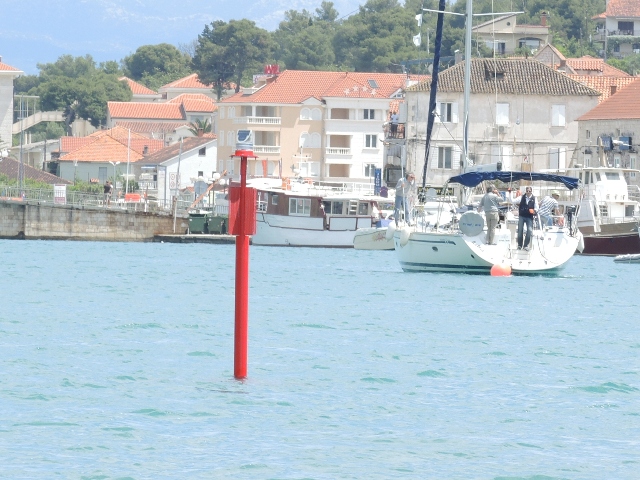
[490,263,512,276]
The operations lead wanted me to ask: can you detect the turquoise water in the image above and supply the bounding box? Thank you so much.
[1,240,638,479]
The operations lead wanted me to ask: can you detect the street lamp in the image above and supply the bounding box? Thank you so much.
[108,161,120,185]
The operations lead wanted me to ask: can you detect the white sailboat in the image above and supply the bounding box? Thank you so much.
[393,0,583,274]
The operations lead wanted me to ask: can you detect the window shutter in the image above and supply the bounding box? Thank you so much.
[452,103,459,123]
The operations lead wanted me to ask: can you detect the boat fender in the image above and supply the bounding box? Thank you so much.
[399,226,410,246]
[577,230,585,253]
[385,222,396,240]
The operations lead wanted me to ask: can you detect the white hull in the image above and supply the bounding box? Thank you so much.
[353,227,394,250]
[253,212,372,247]
[394,223,580,274]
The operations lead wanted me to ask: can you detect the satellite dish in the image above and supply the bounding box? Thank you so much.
[459,211,485,237]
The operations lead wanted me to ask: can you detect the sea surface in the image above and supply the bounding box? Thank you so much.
[0,240,638,480]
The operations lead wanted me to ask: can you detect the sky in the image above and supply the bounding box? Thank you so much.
[0,0,364,76]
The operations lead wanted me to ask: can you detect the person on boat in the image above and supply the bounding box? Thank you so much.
[395,172,416,226]
[515,187,538,250]
[478,184,503,245]
[538,191,560,226]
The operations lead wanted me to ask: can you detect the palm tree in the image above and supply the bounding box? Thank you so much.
[187,119,212,136]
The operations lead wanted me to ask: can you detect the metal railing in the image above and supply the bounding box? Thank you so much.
[0,185,197,215]
[232,116,281,125]
[326,147,352,155]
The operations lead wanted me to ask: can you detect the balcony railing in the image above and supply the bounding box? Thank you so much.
[233,116,281,125]
[253,145,281,154]
[326,147,352,155]
[139,181,158,190]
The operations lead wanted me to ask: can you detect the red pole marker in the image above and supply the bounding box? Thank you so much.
[229,148,257,379]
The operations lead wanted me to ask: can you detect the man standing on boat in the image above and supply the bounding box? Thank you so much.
[395,172,416,226]
[516,187,538,250]
[479,185,502,245]
[538,191,560,226]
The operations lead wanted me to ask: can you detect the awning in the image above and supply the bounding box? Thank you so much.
[448,171,580,190]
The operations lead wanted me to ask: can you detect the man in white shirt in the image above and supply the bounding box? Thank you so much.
[395,172,416,226]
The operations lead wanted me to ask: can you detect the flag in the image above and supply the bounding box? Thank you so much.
[416,14,422,27]
[413,33,421,47]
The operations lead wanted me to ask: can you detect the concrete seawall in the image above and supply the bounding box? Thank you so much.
[0,200,189,241]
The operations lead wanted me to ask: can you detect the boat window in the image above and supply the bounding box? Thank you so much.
[358,203,369,215]
[271,194,278,206]
[322,201,331,213]
[289,198,311,216]
[331,201,344,214]
[605,172,621,180]
[595,173,601,182]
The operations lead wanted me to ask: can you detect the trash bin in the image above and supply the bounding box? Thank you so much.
[206,215,227,234]
[188,213,207,234]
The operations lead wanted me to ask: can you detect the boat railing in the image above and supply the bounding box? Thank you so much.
[628,185,640,203]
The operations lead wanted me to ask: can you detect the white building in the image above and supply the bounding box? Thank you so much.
[404,58,601,186]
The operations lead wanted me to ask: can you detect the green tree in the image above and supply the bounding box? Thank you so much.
[123,43,191,80]
[334,0,429,72]
[35,56,132,130]
[187,119,212,136]
[273,6,339,70]
[192,19,273,100]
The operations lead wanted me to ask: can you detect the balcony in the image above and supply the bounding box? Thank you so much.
[253,145,281,154]
[233,116,281,125]
[326,147,352,155]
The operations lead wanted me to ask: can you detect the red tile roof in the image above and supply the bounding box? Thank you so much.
[566,56,630,76]
[568,75,636,103]
[604,0,640,17]
[60,135,144,163]
[114,121,190,134]
[167,93,217,112]
[119,76,158,95]
[108,102,185,120]
[161,73,212,90]
[0,61,22,72]
[0,156,71,185]
[222,70,413,104]
[578,77,640,120]
[137,137,216,165]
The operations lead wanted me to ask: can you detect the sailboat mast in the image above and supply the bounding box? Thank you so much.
[420,0,446,189]
[462,0,472,172]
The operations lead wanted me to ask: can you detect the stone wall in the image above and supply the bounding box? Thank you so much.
[0,200,189,241]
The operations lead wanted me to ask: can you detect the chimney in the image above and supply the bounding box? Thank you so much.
[610,85,617,96]
[143,145,149,154]
[197,128,204,137]
[540,11,548,27]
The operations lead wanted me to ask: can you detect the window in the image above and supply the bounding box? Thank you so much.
[605,172,621,180]
[358,202,369,215]
[219,130,224,147]
[99,166,107,182]
[586,130,590,139]
[551,105,566,127]
[300,132,321,149]
[549,147,566,170]
[228,107,235,118]
[438,146,452,169]
[631,156,637,178]
[300,108,311,120]
[226,159,235,175]
[496,103,509,125]
[365,164,376,177]
[198,147,206,156]
[227,131,235,147]
[198,171,203,177]
[219,108,224,119]
[299,161,320,177]
[363,109,375,120]
[584,155,591,168]
[331,201,344,214]
[614,156,621,168]
[365,134,378,148]
[289,198,311,216]
[272,194,279,205]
